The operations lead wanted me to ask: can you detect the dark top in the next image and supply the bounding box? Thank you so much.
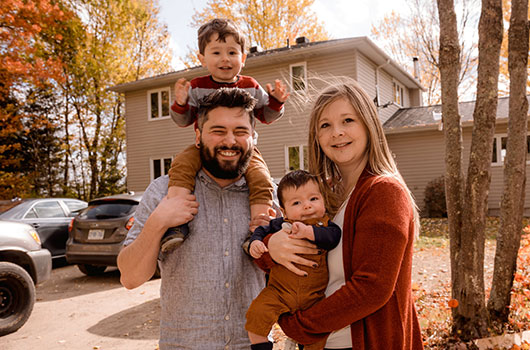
[250,216,341,251]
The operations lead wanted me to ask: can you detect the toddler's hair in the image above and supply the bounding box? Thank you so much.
[277,170,319,209]
[197,18,246,54]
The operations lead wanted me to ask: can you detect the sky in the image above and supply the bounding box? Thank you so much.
[158,0,410,70]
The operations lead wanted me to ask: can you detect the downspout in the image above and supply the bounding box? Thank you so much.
[375,59,390,107]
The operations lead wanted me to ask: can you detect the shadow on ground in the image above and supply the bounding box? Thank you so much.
[87,298,160,339]
[36,265,125,302]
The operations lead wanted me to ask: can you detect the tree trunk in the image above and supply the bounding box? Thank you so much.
[487,0,529,324]
[436,0,465,330]
[452,0,504,339]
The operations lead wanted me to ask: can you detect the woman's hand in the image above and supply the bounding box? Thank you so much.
[268,229,319,276]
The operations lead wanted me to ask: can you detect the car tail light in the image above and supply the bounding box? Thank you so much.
[68,218,74,233]
[125,217,134,230]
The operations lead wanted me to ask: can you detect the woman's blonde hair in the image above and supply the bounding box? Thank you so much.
[307,78,419,233]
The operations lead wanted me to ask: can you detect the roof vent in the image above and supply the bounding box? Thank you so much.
[249,46,261,54]
[295,36,310,45]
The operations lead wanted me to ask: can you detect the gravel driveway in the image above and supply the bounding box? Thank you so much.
[2,264,161,350]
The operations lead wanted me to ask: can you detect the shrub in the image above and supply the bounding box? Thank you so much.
[424,175,447,218]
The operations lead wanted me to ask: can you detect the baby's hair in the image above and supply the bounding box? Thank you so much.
[277,170,319,209]
[197,18,246,54]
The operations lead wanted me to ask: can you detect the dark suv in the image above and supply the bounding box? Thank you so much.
[65,193,142,276]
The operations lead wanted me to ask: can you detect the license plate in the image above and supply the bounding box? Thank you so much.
[88,229,105,240]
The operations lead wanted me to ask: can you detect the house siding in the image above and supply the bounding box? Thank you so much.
[387,124,530,216]
[118,38,424,193]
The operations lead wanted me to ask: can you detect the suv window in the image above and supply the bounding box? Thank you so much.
[64,200,87,214]
[25,201,66,219]
[79,201,137,220]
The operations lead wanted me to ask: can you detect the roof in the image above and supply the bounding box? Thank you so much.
[110,36,424,93]
[383,95,530,134]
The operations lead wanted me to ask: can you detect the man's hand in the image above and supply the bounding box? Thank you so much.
[266,79,290,103]
[249,208,276,232]
[152,194,199,230]
[289,222,315,241]
[249,240,268,259]
[174,78,191,106]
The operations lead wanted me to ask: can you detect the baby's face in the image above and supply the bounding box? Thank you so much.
[281,181,326,222]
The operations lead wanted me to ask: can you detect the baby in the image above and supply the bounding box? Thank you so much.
[245,170,341,350]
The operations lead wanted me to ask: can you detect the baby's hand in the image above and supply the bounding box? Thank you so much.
[266,79,290,103]
[175,78,191,106]
[289,222,315,241]
[250,240,268,259]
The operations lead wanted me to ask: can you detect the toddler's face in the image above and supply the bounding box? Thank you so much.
[198,33,246,83]
[281,181,326,222]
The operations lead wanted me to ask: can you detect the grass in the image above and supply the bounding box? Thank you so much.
[416,217,530,249]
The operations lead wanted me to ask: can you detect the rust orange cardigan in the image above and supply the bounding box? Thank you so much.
[257,168,424,349]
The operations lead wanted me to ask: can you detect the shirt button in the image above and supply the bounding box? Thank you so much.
[224,250,229,256]
[225,315,230,321]
[225,282,229,288]
[223,218,228,223]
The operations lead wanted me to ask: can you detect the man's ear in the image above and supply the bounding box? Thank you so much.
[195,129,201,148]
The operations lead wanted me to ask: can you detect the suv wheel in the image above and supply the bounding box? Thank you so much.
[0,262,36,336]
[77,264,107,276]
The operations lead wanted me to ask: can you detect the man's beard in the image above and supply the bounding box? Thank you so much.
[199,141,252,180]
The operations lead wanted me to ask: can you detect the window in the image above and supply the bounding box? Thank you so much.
[392,81,404,106]
[290,62,307,92]
[64,200,88,216]
[151,157,172,180]
[25,201,66,219]
[148,87,170,120]
[492,134,530,165]
[285,145,308,172]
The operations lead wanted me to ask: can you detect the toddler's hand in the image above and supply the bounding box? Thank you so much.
[289,222,315,241]
[266,79,290,103]
[250,240,268,259]
[175,78,191,106]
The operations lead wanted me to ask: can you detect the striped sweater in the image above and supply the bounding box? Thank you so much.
[170,75,284,128]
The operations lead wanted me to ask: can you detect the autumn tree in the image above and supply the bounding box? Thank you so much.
[498,0,530,95]
[438,0,507,339]
[0,0,73,199]
[373,0,478,105]
[488,0,529,325]
[185,0,329,65]
[58,0,172,200]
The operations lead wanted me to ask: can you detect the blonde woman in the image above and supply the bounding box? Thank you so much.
[261,80,424,349]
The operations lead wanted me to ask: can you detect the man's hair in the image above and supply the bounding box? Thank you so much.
[277,170,320,209]
[197,18,246,54]
[196,87,256,130]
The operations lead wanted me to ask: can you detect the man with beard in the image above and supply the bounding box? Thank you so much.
[118,88,280,349]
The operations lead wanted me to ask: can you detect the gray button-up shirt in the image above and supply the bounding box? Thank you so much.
[123,171,265,349]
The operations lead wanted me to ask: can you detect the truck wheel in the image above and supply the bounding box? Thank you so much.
[77,264,107,276]
[0,262,36,336]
